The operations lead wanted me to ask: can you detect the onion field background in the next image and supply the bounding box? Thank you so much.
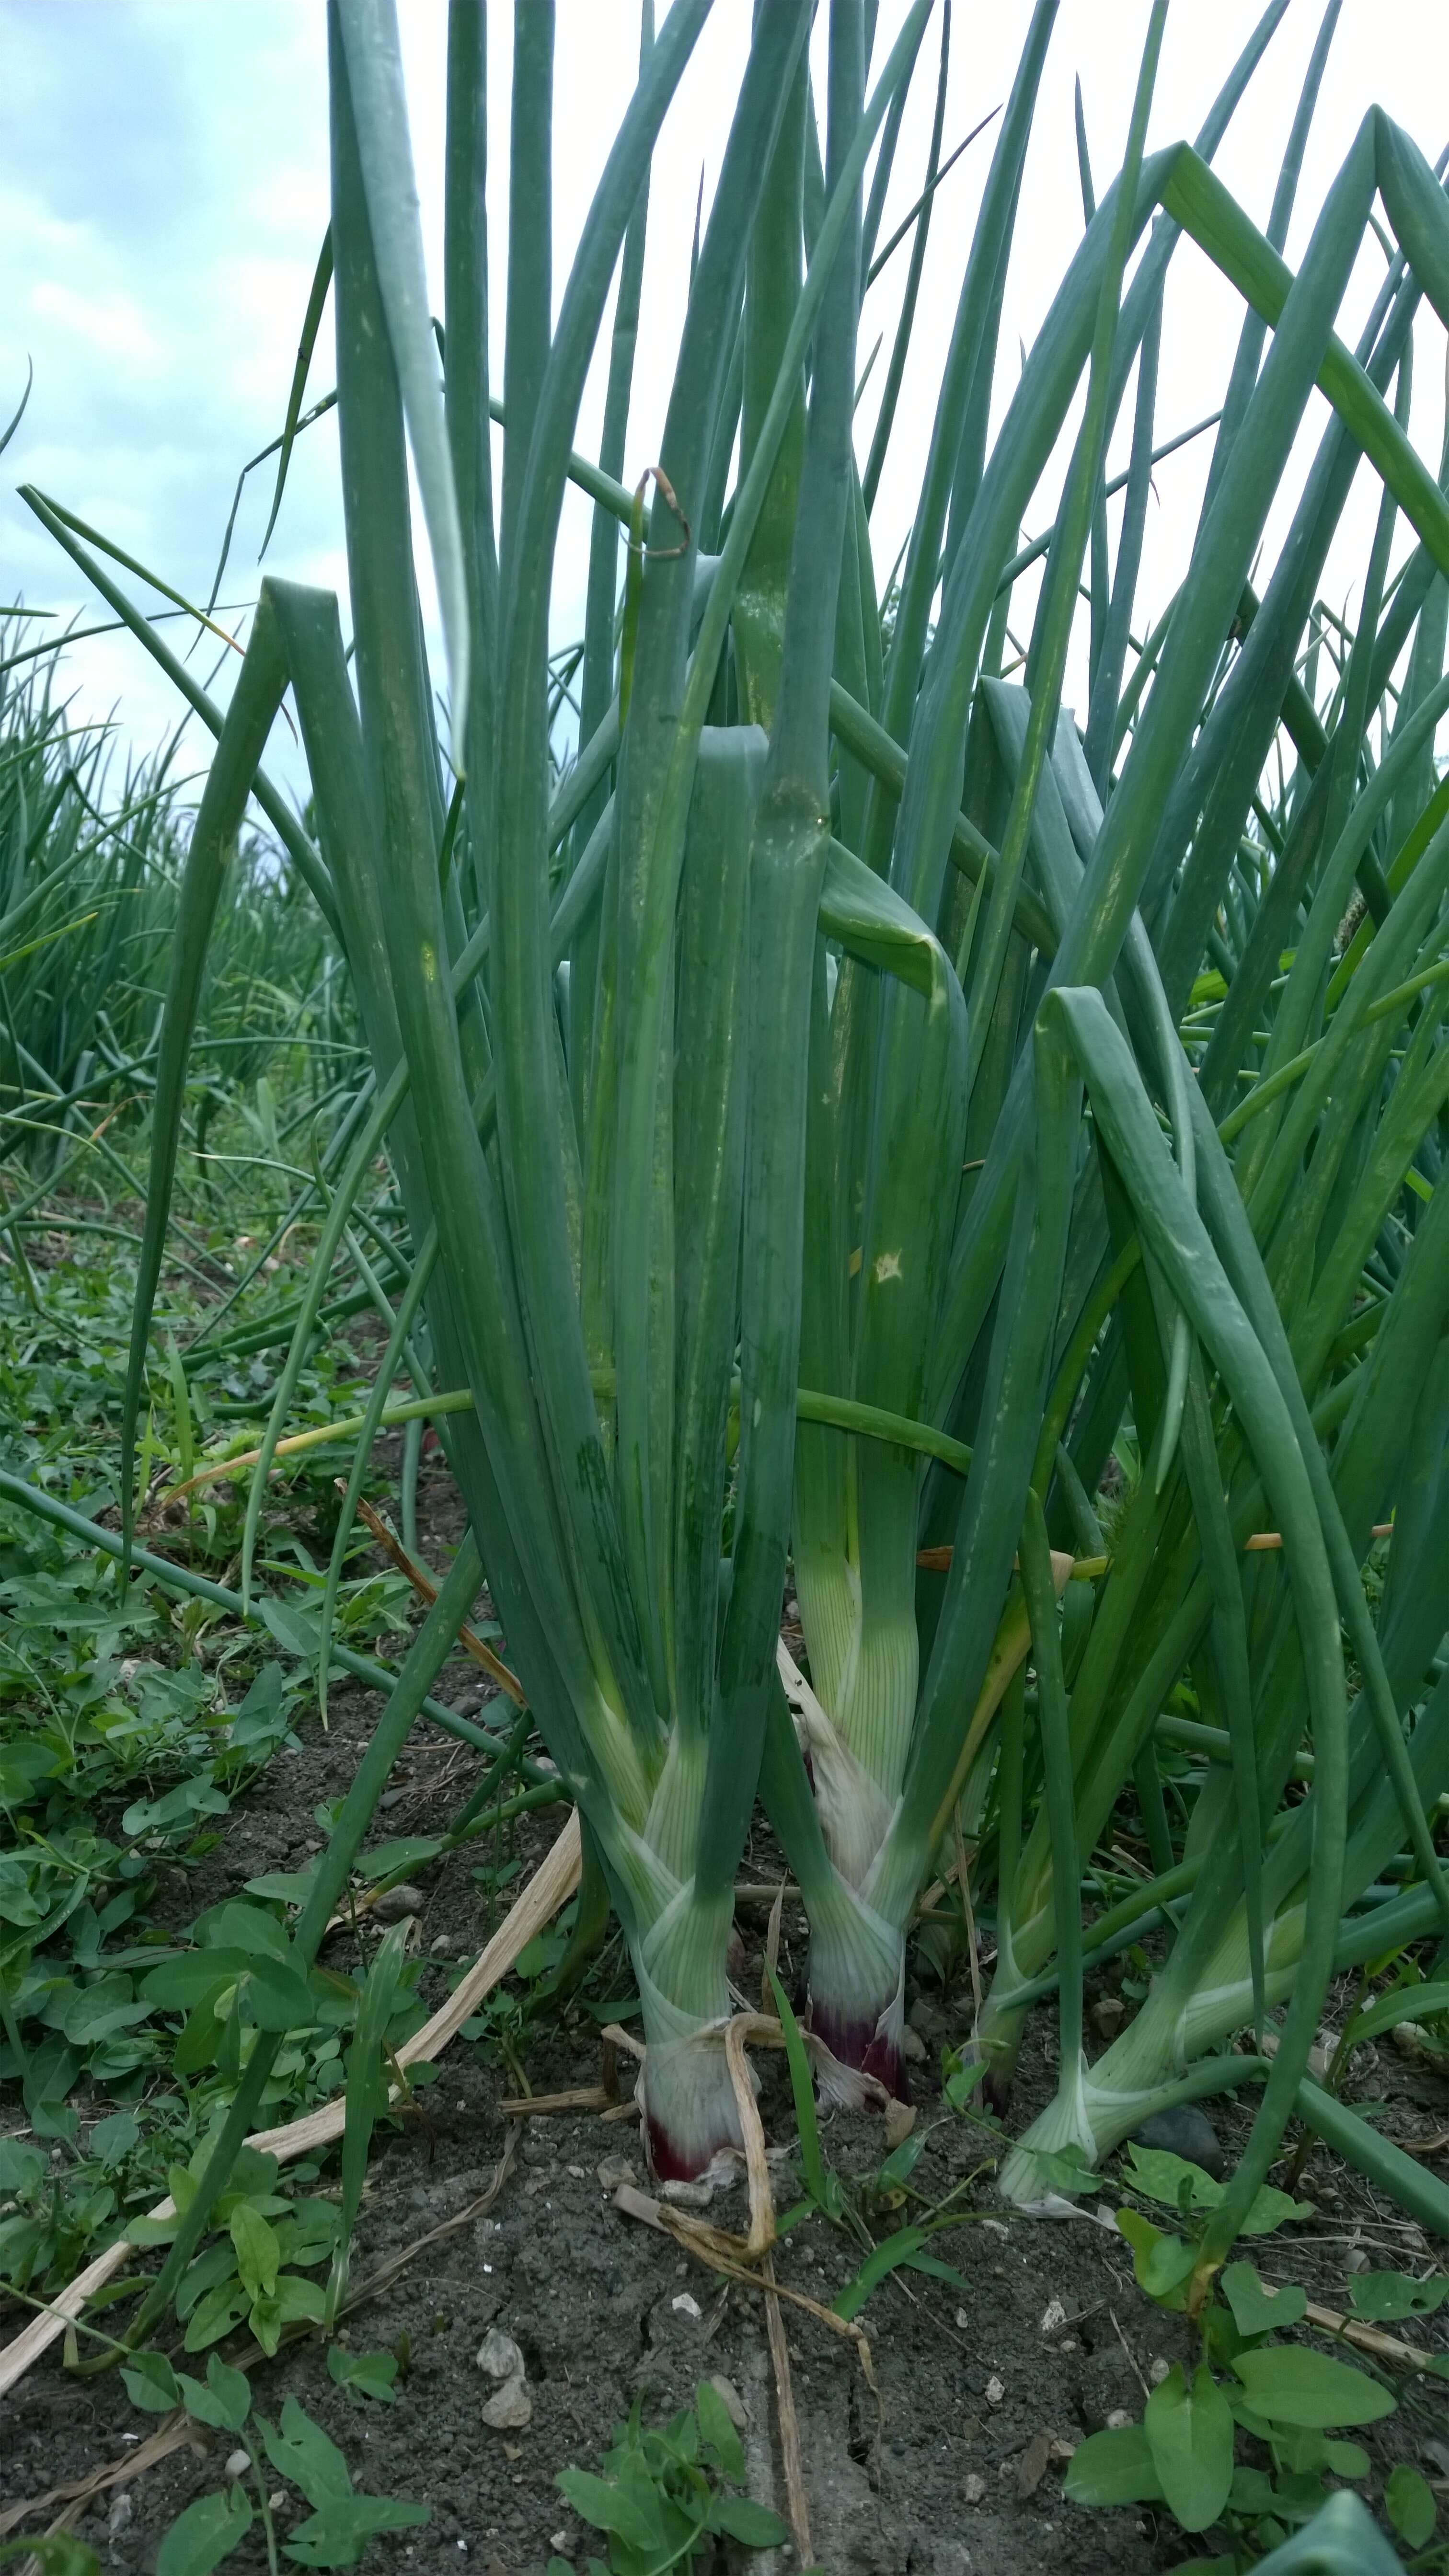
[2,4,1449,2571]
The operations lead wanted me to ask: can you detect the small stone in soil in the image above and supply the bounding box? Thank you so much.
[1131,2102,1225,2177]
[985,2374,1005,2406]
[598,2157,636,2190]
[372,1883,426,1922]
[672,2292,702,2320]
[884,2098,916,2150]
[476,2328,525,2380]
[1148,2358,1171,2384]
[1016,2429,1053,2497]
[962,2474,986,2505]
[661,2175,714,2208]
[482,2379,532,2431]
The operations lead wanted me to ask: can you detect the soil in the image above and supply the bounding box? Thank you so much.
[4,1441,1449,2576]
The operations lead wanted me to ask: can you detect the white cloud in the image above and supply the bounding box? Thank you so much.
[0,0,1446,817]
[30,280,162,369]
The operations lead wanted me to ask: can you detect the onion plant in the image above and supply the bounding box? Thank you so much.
[0,617,353,1213]
[780,11,1449,2260]
[0,631,187,1176]
[91,0,933,2185]
[764,1,1449,2259]
[34,0,1449,2269]
[748,2,1449,2274]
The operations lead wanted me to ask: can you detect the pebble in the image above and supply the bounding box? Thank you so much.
[476,2326,532,2430]
[1106,2410,1133,2430]
[1148,2358,1171,2386]
[1016,2430,1053,2498]
[660,2176,714,2208]
[372,1884,426,1923]
[985,2374,1005,2407]
[476,2329,525,2381]
[1131,2104,1225,2178]
[962,2474,986,2506]
[481,2380,532,2431]
[224,2449,250,2482]
[1040,2299,1067,2335]
[598,2157,636,2191]
[885,2098,916,2150]
[672,2293,702,2321]
[108,2493,134,2540]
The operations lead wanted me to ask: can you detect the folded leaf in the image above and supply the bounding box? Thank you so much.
[1144,2361,1234,2532]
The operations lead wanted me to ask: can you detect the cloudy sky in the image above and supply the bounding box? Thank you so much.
[2,1,1448,821]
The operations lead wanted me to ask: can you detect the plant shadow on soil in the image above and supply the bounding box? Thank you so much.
[4,1450,1448,2576]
